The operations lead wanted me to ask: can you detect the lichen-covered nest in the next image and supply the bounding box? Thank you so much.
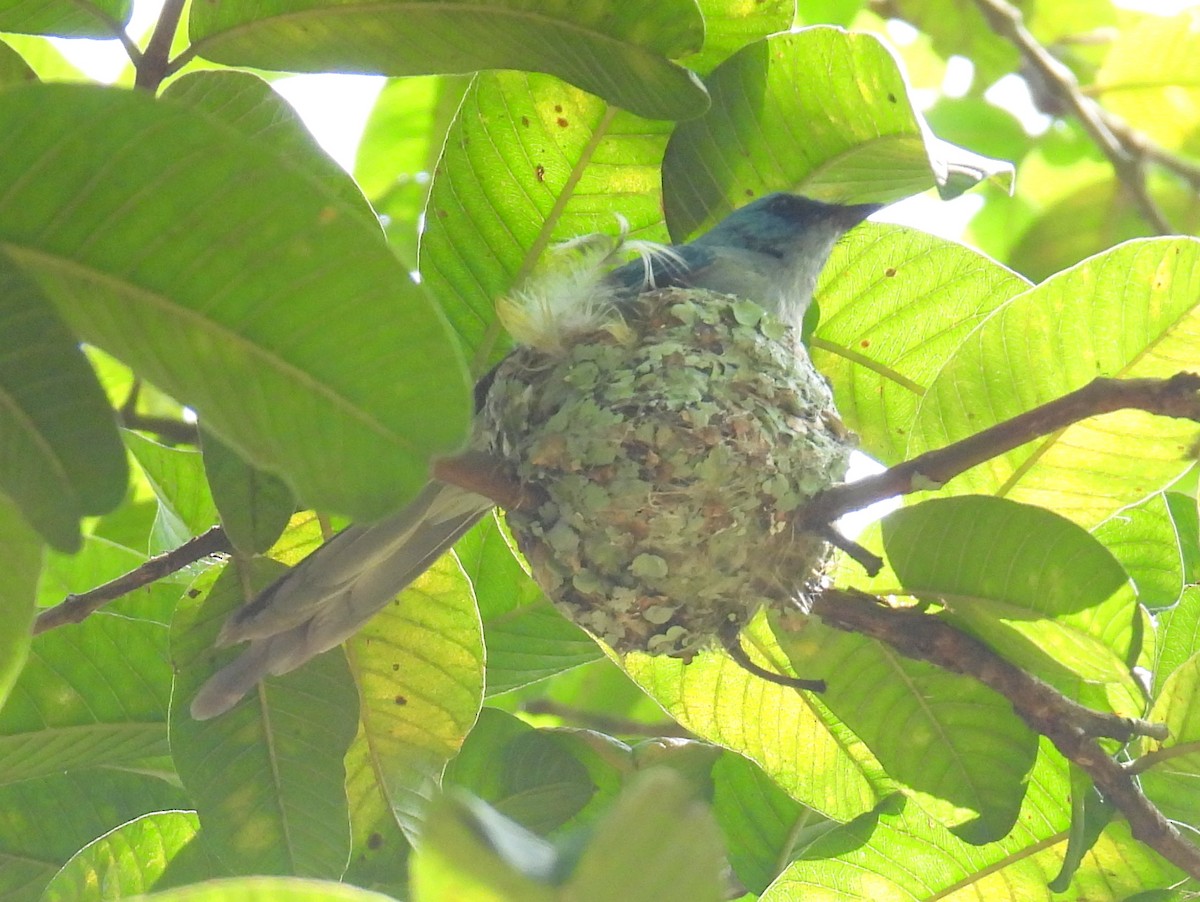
[480,287,854,657]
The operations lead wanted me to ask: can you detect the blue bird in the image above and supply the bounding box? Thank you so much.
[190,193,881,719]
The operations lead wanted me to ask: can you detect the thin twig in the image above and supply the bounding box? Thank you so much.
[34,526,231,634]
[800,373,1200,527]
[118,410,200,445]
[811,589,1199,880]
[970,0,1173,233]
[134,0,188,92]
[1124,739,1200,777]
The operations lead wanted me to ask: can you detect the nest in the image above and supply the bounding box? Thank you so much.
[480,287,854,657]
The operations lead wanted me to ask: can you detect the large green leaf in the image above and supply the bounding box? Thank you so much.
[711,752,837,894]
[170,563,358,877]
[0,0,131,38]
[910,238,1200,527]
[777,615,1036,843]
[0,605,171,784]
[766,749,1182,900]
[41,811,200,902]
[420,68,674,362]
[660,28,1000,238]
[455,515,599,696]
[1139,652,1200,831]
[0,493,40,712]
[0,82,469,522]
[0,255,126,551]
[344,553,484,841]
[162,69,374,220]
[186,0,709,122]
[883,496,1142,713]
[811,224,1029,465]
[625,622,891,824]
[139,878,401,902]
[0,769,190,902]
[1154,586,1200,694]
[123,430,219,540]
[200,428,294,555]
[1093,493,1186,611]
[1094,10,1200,152]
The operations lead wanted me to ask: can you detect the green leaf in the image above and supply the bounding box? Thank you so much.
[446,708,630,835]
[124,430,219,539]
[0,254,126,551]
[1154,587,1200,694]
[420,69,673,361]
[0,82,470,522]
[683,0,794,76]
[0,38,37,84]
[0,0,131,38]
[660,27,1004,238]
[910,238,1200,528]
[768,751,1182,900]
[0,769,190,902]
[1094,10,1200,152]
[1093,493,1185,610]
[162,69,375,221]
[711,752,837,894]
[624,626,891,824]
[0,606,171,783]
[186,0,709,122]
[0,493,39,712]
[883,496,1142,711]
[357,76,470,270]
[139,877,402,901]
[201,429,294,555]
[410,791,559,901]
[811,224,1029,465]
[345,553,484,841]
[1048,764,1115,892]
[456,515,600,695]
[565,768,725,902]
[777,615,1036,843]
[1138,652,1200,829]
[170,562,358,877]
[41,810,200,902]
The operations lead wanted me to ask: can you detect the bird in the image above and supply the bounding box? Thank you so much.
[189,193,882,720]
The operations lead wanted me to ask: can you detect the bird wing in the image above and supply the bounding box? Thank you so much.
[191,481,493,719]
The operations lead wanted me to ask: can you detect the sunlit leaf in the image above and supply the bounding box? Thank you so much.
[0,82,469,522]
[911,238,1200,527]
[187,0,709,122]
[171,563,358,877]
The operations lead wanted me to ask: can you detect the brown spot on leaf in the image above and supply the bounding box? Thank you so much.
[556,117,569,128]
[535,164,545,182]
[885,267,897,277]
[395,695,408,705]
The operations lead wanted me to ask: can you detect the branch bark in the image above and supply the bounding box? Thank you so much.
[812,589,1200,880]
[33,526,231,635]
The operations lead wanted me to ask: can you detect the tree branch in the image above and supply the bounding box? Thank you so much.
[134,0,187,92]
[34,526,231,635]
[970,0,1175,234]
[811,589,1200,880]
[799,373,1200,527]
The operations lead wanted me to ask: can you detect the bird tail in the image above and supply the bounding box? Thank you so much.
[189,481,493,720]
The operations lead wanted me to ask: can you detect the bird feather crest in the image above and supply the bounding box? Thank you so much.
[497,216,684,354]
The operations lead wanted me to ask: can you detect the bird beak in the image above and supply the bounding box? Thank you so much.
[838,202,884,228]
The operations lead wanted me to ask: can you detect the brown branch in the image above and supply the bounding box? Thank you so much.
[1125,739,1200,777]
[811,589,1199,880]
[34,526,231,635]
[432,451,543,511]
[118,410,200,445]
[134,0,187,92]
[970,0,1173,234]
[800,373,1200,527]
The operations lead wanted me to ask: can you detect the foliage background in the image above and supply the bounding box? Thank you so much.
[1,0,1199,900]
